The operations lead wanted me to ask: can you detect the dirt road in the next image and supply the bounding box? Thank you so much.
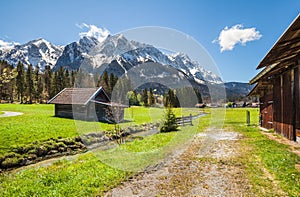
[105,129,251,196]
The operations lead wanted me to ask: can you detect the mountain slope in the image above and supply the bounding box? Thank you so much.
[224,82,254,101]
[0,38,63,70]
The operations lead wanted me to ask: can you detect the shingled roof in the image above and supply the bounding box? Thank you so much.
[47,87,108,105]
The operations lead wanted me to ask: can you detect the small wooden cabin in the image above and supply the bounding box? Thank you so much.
[249,14,300,143]
[47,87,126,123]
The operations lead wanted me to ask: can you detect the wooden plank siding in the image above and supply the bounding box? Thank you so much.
[260,93,273,129]
[282,70,294,140]
[295,65,300,142]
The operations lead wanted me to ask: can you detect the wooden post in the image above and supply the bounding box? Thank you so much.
[246,110,250,126]
[190,113,193,126]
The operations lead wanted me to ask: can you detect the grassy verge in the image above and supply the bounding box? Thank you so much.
[224,108,300,196]
[0,111,4,115]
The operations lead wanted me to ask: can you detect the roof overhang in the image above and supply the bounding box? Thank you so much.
[249,62,278,85]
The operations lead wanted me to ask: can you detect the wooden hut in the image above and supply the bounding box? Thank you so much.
[47,87,126,123]
[249,14,300,142]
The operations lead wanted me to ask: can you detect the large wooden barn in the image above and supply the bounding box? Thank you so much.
[48,87,126,123]
[249,14,300,143]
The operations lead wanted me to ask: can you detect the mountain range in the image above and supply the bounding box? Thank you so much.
[0,34,253,101]
[0,34,222,84]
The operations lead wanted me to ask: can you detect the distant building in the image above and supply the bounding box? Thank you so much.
[47,87,126,123]
[249,14,300,142]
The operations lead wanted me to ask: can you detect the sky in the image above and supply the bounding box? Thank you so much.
[0,0,299,82]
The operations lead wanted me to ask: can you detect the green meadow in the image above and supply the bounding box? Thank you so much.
[0,106,299,196]
[0,104,201,156]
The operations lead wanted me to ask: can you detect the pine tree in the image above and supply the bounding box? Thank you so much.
[16,62,25,103]
[160,104,178,133]
[57,66,65,91]
[148,88,155,106]
[141,88,148,107]
[65,69,70,88]
[36,75,43,103]
[163,89,180,107]
[71,70,76,87]
[33,66,40,102]
[44,65,52,99]
[26,64,34,103]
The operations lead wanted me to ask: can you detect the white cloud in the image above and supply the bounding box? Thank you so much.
[214,24,262,52]
[77,23,110,43]
[0,39,19,48]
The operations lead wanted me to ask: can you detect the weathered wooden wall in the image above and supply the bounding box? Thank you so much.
[295,66,300,142]
[271,65,300,141]
[55,104,74,118]
[260,93,273,129]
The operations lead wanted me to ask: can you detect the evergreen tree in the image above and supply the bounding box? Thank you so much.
[36,75,43,103]
[71,70,76,87]
[141,88,148,107]
[148,88,155,106]
[160,104,178,133]
[26,64,34,103]
[33,66,40,102]
[163,89,180,107]
[65,69,70,88]
[57,66,65,91]
[16,62,25,103]
[44,65,52,99]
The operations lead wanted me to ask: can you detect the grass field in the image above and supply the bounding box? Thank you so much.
[0,107,299,196]
[0,104,202,157]
[0,111,4,115]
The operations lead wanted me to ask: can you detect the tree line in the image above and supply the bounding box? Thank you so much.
[0,60,202,107]
[0,61,121,103]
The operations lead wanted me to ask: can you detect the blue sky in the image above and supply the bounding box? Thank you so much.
[0,0,299,82]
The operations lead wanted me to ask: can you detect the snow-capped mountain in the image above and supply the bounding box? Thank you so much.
[0,34,223,84]
[0,38,63,70]
[109,45,222,84]
[53,34,148,71]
